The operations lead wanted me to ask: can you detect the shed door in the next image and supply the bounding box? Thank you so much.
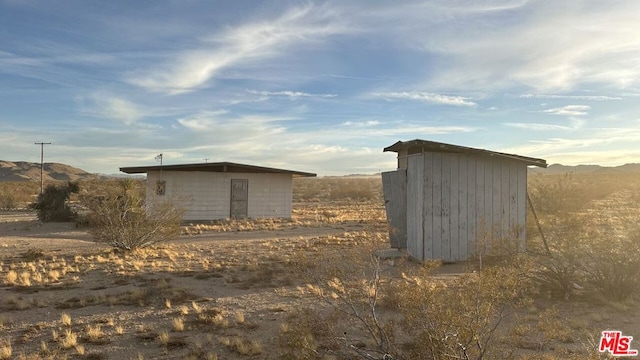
[382,170,407,248]
[230,179,248,219]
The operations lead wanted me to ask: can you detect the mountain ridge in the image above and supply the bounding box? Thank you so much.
[0,160,100,182]
[2,160,640,182]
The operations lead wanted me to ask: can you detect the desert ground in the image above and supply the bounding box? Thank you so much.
[1,175,639,359]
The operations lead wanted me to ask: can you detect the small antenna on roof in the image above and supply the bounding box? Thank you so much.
[155,153,163,180]
[203,158,209,163]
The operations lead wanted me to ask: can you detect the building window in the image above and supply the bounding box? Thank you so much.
[156,181,166,196]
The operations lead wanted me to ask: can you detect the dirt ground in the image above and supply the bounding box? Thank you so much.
[1,201,639,359]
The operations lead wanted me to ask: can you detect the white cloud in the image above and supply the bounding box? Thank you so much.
[79,94,145,125]
[342,120,380,127]
[505,123,572,131]
[542,105,590,116]
[247,90,337,98]
[409,1,640,91]
[374,91,477,107]
[520,94,622,100]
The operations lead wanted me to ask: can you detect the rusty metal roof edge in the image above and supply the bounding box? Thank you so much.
[383,139,547,168]
[119,161,317,177]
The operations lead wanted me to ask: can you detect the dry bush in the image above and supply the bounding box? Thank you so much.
[0,182,38,210]
[83,179,184,251]
[526,173,640,302]
[288,229,537,360]
[578,223,640,301]
[278,308,338,360]
[396,260,533,360]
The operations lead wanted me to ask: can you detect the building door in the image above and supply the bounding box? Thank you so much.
[382,170,407,248]
[230,179,248,219]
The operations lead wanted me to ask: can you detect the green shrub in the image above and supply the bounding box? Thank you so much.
[30,182,79,222]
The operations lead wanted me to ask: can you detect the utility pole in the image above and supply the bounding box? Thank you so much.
[35,142,51,194]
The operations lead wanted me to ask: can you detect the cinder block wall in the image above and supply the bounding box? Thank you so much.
[146,171,293,221]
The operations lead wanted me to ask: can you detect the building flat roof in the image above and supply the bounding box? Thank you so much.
[120,161,317,177]
[384,139,547,168]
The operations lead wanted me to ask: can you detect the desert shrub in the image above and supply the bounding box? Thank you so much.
[294,234,533,360]
[0,182,38,209]
[30,182,79,222]
[0,192,17,210]
[528,173,623,217]
[278,308,337,360]
[397,260,532,360]
[579,224,640,301]
[528,216,588,299]
[83,179,184,251]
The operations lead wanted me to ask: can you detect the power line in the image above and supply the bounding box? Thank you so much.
[35,142,51,194]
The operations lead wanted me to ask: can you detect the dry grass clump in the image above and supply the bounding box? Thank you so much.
[0,339,11,360]
[171,317,185,332]
[85,324,108,344]
[60,312,72,327]
[218,336,263,356]
[59,329,78,349]
[157,330,188,349]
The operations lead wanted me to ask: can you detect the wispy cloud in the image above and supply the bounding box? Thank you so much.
[373,91,477,107]
[128,4,348,94]
[78,94,146,125]
[247,90,337,99]
[542,105,590,116]
[520,93,622,101]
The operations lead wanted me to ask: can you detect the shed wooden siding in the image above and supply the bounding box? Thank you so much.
[147,171,293,221]
[406,152,527,261]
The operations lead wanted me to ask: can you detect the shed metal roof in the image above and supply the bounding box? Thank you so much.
[384,139,547,168]
[120,162,317,177]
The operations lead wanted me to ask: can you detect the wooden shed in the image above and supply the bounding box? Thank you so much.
[120,162,316,221]
[382,139,547,262]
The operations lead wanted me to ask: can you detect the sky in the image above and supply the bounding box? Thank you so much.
[1,0,640,176]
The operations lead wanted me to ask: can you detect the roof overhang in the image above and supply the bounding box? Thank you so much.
[384,139,547,168]
[119,162,317,177]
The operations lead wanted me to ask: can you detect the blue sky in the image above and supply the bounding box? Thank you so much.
[1,0,640,176]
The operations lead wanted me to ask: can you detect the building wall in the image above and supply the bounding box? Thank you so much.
[146,171,293,221]
[405,152,527,261]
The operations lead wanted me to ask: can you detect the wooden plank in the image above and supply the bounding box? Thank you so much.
[441,153,452,262]
[457,156,468,261]
[517,164,527,249]
[432,154,443,260]
[450,154,460,262]
[423,152,434,260]
[492,160,502,240]
[474,157,485,256]
[508,163,519,240]
[501,162,510,240]
[406,155,424,260]
[382,170,407,248]
[464,156,475,261]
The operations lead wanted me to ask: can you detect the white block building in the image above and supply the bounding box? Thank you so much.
[119,162,316,221]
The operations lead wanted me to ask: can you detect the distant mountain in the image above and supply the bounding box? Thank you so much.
[0,160,100,182]
[529,163,640,174]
